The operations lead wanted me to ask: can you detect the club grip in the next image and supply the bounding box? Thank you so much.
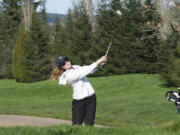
[99,62,105,67]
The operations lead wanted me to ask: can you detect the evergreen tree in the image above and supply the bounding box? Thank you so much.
[137,0,161,73]
[39,0,47,22]
[94,0,146,76]
[21,12,51,82]
[0,0,22,78]
[158,32,180,86]
[52,15,65,59]
[93,0,162,76]
[12,1,51,82]
[0,5,3,78]
[63,1,93,65]
[12,26,27,82]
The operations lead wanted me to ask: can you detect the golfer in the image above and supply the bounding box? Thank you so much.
[51,55,107,126]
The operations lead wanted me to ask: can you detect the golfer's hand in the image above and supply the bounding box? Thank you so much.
[96,56,107,66]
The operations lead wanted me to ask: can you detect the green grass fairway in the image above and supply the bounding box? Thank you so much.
[0,74,180,134]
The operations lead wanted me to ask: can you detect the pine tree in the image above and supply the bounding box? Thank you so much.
[63,1,93,65]
[52,15,65,59]
[158,32,180,86]
[137,0,161,73]
[0,0,22,78]
[12,26,27,82]
[164,41,180,86]
[12,1,51,82]
[39,0,47,22]
[0,5,3,78]
[94,0,147,76]
[93,0,162,76]
[21,12,51,82]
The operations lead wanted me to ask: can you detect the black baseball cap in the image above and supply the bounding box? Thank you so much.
[56,56,69,67]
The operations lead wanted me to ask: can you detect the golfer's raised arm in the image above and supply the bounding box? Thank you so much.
[67,56,107,82]
[95,56,107,66]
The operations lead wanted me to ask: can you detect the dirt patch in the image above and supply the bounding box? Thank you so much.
[0,114,106,127]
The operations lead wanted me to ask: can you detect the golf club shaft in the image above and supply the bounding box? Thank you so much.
[99,41,112,67]
[105,42,112,56]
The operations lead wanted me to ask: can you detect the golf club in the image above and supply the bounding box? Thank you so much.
[99,41,112,67]
[105,41,112,56]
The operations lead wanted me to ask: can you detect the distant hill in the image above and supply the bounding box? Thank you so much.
[46,13,65,23]
[46,13,96,24]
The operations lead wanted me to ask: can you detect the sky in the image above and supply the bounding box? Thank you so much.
[45,0,99,14]
[45,0,73,14]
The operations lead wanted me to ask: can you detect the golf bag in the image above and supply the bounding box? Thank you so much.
[165,90,180,112]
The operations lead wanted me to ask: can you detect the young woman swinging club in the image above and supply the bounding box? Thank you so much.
[51,55,107,126]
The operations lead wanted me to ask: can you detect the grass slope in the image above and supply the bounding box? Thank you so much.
[0,74,180,134]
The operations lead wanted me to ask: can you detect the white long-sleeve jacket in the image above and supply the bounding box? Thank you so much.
[59,63,98,100]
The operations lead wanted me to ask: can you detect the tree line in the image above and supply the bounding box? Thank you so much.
[0,0,180,86]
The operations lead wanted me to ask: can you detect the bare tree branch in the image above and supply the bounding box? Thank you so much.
[21,0,33,31]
